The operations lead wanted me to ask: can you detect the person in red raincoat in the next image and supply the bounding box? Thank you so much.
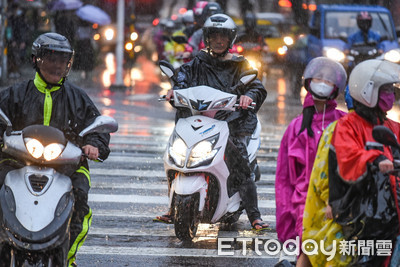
[330,59,400,266]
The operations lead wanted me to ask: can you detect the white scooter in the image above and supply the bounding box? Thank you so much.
[0,110,118,266]
[159,61,262,241]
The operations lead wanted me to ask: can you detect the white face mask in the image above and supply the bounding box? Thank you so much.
[310,81,334,99]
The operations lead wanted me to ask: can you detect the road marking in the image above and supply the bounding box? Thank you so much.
[79,245,279,259]
[89,194,276,208]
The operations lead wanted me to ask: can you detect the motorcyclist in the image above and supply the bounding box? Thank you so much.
[0,32,111,267]
[183,2,224,60]
[158,14,268,230]
[346,11,382,51]
[328,59,400,265]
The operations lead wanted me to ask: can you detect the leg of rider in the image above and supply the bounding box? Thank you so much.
[68,162,92,266]
[231,135,266,227]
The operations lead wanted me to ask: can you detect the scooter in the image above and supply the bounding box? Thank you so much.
[346,41,382,77]
[0,109,118,266]
[159,61,261,241]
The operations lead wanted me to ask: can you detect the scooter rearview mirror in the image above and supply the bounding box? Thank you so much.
[79,116,118,137]
[159,60,175,79]
[239,69,258,85]
[0,108,12,136]
[372,125,400,148]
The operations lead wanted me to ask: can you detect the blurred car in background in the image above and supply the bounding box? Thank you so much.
[234,12,297,66]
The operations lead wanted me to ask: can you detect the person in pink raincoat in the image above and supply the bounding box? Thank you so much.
[275,57,347,266]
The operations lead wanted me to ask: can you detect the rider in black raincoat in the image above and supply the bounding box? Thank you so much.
[0,32,110,267]
[162,14,268,230]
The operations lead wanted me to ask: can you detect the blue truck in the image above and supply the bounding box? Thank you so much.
[285,4,400,95]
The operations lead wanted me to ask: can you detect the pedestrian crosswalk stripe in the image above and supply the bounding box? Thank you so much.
[88,193,276,208]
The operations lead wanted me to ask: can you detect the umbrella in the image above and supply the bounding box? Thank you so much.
[76,5,111,26]
[48,0,83,11]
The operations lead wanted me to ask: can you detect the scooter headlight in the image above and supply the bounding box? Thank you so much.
[24,138,65,161]
[187,134,219,168]
[384,49,400,63]
[169,134,187,167]
[323,47,345,63]
[25,138,44,159]
[43,143,65,161]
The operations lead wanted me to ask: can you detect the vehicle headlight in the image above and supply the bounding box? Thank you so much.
[25,138,44,159]
[169,135,187,167]
[323,47,345,62]
[247,58,259,70]
[210,97,233,109]
[384,49,400,63]
[187,134,219,168]
[277,46,288,56]
[44,143,65,161]
[175,92,189,107]
[104,28,115,41]
[24,138,65,160]
[283,36,294,46]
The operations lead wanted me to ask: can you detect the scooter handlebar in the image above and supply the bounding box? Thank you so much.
[234,102,256,110]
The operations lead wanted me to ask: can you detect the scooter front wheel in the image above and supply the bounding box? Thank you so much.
[173,193,200,241]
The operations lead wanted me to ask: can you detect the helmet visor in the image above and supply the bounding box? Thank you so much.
[36,50,74,79]
[303,57,347,92]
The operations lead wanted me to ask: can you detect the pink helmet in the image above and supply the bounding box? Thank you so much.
[193,1,208,24]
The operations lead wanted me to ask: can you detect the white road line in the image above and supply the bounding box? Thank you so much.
[90,182,275,194]
[91,210,276,222]
[79,245,279,259]
[88,194,276,208]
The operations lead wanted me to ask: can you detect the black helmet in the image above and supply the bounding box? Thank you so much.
[203,14,237,56]
[32,32,74,79]
[32,32,74,57]
[244,12,257,30]
[200,2,223,26]
[356,11,372,32]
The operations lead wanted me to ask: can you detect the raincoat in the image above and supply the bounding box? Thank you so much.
[173,49,266,135]
[329,111,400,266]
[275,93,346,242]
[302,121,352,266]
[0,76,110,159]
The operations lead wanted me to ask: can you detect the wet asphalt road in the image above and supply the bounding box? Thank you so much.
[0,57,326,266]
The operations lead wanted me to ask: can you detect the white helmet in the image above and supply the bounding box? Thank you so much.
[349,59,400,108]
[303,57,347,99]
[203,14,237,50]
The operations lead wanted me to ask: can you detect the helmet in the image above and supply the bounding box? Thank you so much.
[357,11,372,32]
[244,12,257,30]
[32,32,74,57]
[193,1,208,24]
[303,57,347,99]
[182,10,194,24]
[32,32,74,78]
[203,14,237,50]
[349,59,400,108]
[199,2,223,26]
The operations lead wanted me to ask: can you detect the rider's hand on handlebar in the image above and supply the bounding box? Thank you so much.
[82,144,99,160]
[239,95,254,109]
[379,159,394,173]
[166,89,174,101]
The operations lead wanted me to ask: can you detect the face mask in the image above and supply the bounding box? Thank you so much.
[378,90,395,112]
[309,81,334,99]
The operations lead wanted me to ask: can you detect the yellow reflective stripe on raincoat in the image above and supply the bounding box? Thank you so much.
[33,73,62,126]
[68,208,92,266]
[75,166,91,187]
[302,121,352,266]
